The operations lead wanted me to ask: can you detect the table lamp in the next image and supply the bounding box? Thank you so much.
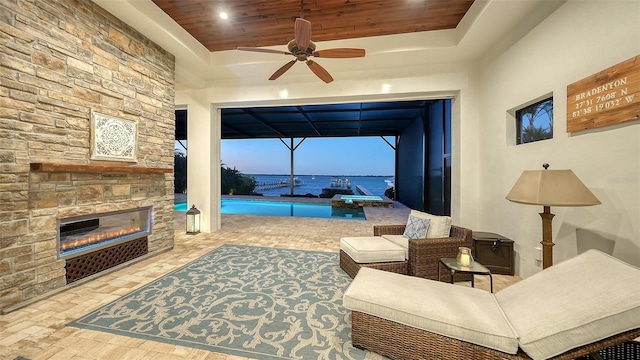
[506,164,600,268]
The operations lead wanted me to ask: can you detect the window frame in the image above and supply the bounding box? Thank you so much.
[515,97,554,145]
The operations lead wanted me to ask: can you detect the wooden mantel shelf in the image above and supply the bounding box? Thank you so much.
[30,163,173,174]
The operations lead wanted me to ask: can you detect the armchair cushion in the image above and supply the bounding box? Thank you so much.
[340,236,406,263]
[402,215,430,239]
[381,234,408,258]
[495,249,640,360]
[410,210,452,238]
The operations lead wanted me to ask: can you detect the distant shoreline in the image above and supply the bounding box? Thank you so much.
[248,174,393,177]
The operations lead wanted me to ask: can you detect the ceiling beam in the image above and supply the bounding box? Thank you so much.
[240,108,288,137]
[295,106,322,136]
[222,123,254,138]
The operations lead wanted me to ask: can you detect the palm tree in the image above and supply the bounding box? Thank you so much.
[522,125,551,143]
[518,99,553,144]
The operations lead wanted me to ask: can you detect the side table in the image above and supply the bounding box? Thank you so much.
[472,231,515,275]
[438,258,493,293]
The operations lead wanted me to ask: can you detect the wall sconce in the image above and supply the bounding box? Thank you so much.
[186,205,201,234]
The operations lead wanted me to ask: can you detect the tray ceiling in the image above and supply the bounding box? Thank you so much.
[151,0,475,52]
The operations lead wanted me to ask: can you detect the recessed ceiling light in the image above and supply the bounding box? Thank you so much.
[219,12,228,20]
[279,89,289,98]
[381,84,392,93]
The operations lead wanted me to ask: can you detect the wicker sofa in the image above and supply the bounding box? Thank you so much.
[344,249,640,360]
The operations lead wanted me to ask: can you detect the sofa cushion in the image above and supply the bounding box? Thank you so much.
[344,267,519,354]
[410,210,452,238]
[495,249,640,360]
[381,234,408,258]
[340,236,406,263]
[403,215,430,239]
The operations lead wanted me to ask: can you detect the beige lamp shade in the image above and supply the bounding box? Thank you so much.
[506,169,601,206]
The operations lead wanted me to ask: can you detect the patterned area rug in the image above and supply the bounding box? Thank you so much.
[70,245,379,360]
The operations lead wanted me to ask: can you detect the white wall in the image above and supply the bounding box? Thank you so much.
[177,0,640,279]
[474,0,640,277]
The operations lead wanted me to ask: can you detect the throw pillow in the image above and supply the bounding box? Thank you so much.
[403,215,430,239]
[410,210,452,238]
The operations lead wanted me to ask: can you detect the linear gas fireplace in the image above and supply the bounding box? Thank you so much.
[58,207,152,283]
[58,207,152,259]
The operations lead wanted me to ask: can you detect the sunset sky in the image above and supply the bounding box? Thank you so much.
[177,136,395,176]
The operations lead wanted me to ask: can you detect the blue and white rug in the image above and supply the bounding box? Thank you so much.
[70,244,378,360]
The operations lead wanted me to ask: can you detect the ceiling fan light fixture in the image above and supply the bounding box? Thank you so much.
[287,40,316,61]
[219,12,228,20]
[236,16,365,83]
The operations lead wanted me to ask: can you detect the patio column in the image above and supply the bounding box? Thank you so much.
[177,91,220,233]
[279,137,306,196]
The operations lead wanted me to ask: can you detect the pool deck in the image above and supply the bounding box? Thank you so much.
[173,193,412,256]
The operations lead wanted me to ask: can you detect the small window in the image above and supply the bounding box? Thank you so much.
[516,97,553,145]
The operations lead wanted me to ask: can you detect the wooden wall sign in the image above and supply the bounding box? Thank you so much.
[566,55,640,132]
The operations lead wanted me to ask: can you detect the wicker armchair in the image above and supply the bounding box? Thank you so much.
[373,224,473,282]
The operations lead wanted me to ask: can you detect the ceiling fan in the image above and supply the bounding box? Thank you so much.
[237,12,365,83]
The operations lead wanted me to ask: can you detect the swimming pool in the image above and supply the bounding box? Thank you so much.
[174,199,366,220]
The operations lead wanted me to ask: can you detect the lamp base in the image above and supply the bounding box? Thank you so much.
[539,205,555,269]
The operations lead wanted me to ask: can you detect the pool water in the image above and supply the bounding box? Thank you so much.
[340,195,383,201]
[174,200,366,220]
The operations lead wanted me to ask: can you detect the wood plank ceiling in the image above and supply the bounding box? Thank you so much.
[161,1,474,140]
[151,0,475,52]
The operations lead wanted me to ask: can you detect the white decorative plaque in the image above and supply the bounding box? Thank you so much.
[90,112,138,162]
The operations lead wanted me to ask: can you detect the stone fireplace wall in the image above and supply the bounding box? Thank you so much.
[0,0,176,312]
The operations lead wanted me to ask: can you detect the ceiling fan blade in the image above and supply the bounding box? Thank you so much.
[295,18,311,50]
[306,60,334,83]
[237,47,291,55]
[313,48,366,58]
[269,59,297,80]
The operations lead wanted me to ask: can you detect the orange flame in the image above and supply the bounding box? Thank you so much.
[60,226,142,251]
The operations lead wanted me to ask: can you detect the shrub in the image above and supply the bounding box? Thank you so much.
[221,166,257,195]
[384,187,395,200]
[174,151,187,193]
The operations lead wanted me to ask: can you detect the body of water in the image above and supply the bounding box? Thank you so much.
[250,174,393,197]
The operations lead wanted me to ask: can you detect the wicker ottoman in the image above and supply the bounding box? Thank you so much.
[340,236,408,278]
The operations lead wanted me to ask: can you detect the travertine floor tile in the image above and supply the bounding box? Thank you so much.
[1,207,521,359]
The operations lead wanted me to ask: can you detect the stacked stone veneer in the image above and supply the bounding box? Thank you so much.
[0,0,176,312]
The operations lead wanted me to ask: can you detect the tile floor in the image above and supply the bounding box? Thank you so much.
[0,207,521,360]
